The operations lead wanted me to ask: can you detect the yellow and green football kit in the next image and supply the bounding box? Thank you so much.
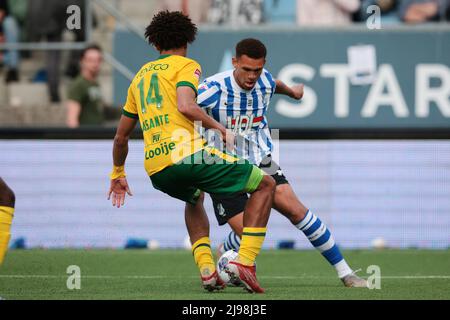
[123,54,205,176]
[122,54,264,205]
[0,205,14,265]
[121,54,267,271]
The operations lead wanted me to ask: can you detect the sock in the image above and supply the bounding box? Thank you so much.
[218,242,226,255]
[238,227,266,266]
[192,237,215,276]
[0,206,14,265]
[295,210,352,278]
[223,231,241,252]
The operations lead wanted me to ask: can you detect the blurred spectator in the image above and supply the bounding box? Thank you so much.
[155,0,211,25]
[26,0,66,102]
[66,45,120,128]
[399,0,449,23]
[208,0,264,25]
[296,0,360,25]
[0,0,20,82]
[355,0,401,24]
[66,45,104,128]
[65,0,98,79]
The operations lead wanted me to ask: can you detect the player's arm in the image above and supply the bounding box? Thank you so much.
[177,86,234,149]
[112,115,137,167]
[66,100,81,128]
[108,115,137,208]
[274,79,304,100]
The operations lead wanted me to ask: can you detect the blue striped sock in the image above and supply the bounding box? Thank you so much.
[295,210,352,278]
[223,231,241,252]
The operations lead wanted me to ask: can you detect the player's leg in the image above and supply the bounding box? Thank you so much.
[217,155,367,288]
[260,156,366,286]
[238,173,274,262]
[194,148,276,292]
[0,178,15,265]
[272,185,347,272]
[184,192,225,290]
[272,183,367,287]
[193,148,275,264]
[151,168,223,291]
[219,187,366,288]
[216,214,243,255]
[223,174,274,293]
[209,177,274,269]
[211,172,274,268]
[185,192,209,246]
[210,193,246,256]
[152,148,275,292]
[228,214,244,236]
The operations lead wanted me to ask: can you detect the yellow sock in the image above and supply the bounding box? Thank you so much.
[0,206,14,265]
[238,227,267,266]
[192,237,215,276]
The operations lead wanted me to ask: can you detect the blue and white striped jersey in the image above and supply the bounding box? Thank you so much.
[197,69,276,165]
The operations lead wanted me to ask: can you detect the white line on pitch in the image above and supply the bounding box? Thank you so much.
[0,275,449,279]
[0,275,165,279]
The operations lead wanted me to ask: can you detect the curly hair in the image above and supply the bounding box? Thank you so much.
[145,11,198,51]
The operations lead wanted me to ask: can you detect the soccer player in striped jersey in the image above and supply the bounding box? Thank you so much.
[197,38,367,288]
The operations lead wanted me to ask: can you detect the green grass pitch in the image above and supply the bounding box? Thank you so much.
[0,249,449,300]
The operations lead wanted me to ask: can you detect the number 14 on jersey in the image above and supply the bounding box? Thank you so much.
[137,73,163,113]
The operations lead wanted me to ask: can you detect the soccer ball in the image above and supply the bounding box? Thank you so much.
[217,250,241,286]
[217,250,257,286]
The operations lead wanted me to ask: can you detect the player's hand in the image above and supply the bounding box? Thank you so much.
[290,84,304,100]
[108,177,133,208]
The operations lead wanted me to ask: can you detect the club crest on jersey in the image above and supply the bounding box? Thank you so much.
[194,69,201,80]
[227,114,263,134]
[199,83,209,91]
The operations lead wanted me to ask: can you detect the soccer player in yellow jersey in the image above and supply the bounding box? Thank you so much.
[0,178,15,266]
[107,11,275,293]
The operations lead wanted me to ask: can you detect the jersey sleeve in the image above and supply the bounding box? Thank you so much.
[264,70,277,98]
[122,82,139,119]
[176,61,202,96]
[197,80,221,109]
